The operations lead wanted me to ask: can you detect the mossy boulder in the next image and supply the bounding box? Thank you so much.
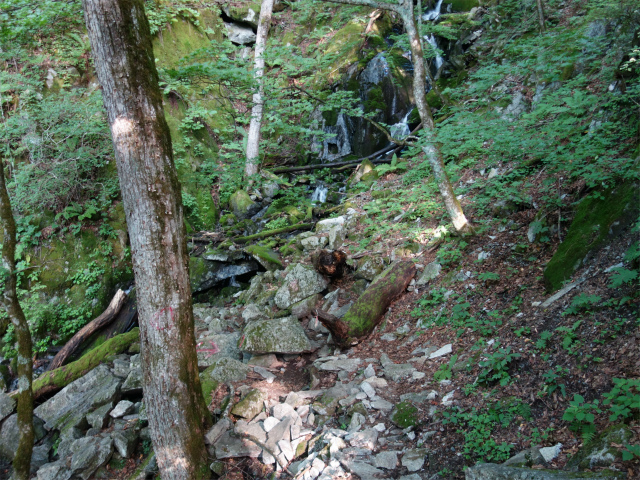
[444,0,479,12]
[221,1,261,28]
[391,401,419,428]
[240,316,312,354]
[566,424,633,471]
[244,245,283,271]
[229,190,258,220]
[544,182,639,291]
[200,357,250,387]
[231,389,265,420]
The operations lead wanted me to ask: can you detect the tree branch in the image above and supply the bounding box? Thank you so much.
[321,0,401,14]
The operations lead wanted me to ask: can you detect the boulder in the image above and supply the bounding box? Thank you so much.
[224,22,256,44]
[69,436,113,480]
[0,413,46,461]
[222,1,261,28]
[197,332,242,368]
[244,245,283,271]
[200,357,251,384]
[214,430,262,458]
[354,256,386,281]
[190,256,260,293]
[36,461,73,480]
[86,403,113,429]
[0,391,16,422]
[229,189,258,219]
[34,364,121,433]
[111,425,140,458]
[274,264,329,309]
[241,316,312,354]
[230,389,265,420]
[566,424,633,471]
[401,448,428,472]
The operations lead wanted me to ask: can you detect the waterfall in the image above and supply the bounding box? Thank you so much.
[389,111,411,142]
[425,34,444,71]
[423,0,444,21]
[311,183,329,203]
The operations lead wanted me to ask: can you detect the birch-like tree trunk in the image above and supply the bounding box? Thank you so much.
[0,158,34,480]
[536,0,546,32]
[82,1,210,478]
[322,0,472,234]
[245,0,276,180]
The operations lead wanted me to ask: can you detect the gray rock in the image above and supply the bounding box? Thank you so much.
[429,344,452,359]
[0,413,46,461]
[401,448,428,472]
[301,235,328,251]
[190,256,260,294]
[248,353,277,368]
[196,332,242,367]
[231,389,265,420]
[416,261,442,286]
[70,436,113,480]
[200,357,250,384]
[34,364,121,432]
[346,428,378,449]
[242,304,267,322]
[465,463,626,479]
[566,425,633,470]
[205,418,232,445]
[254,366,276,383]
[374,451,399,469]
[400,390,438,404]
[224,21,256,44]
[0,391,16,422]
[263,416,279,432]
[360,381,376,398]
[364,364,376,378]
[215,430,262,458]
[398,475,422,480]
[112,426,139,458]
[331,301,353,319]
[370,398,394,411]
[274,264,329,309]
[30,443,52,474]
[110,400,135,418]
[87,403,113,429]
[37,461,72,480]
[315,357,362,373]
[327,225,346,250]
[539,443,563,463]
[349,412,366,432]
[503,447,546,467]
[235,419,267,443]
[121,367,142,394]
[342,459,388,480]
[272,402,297,420]
[382,363,416,382]
[292,294,319,319]
[355,257,386,281]
[241,316,312,354]
[56,427,84,460]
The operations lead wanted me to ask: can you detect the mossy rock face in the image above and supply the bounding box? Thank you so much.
[391,401,419,428]
[230,389,265,420]
[229,190,257,219]
[544,182,639,292]
[443,0,479,12]
[361,169,379,186]
[566,424,633,471]
[425,89,444,110]
[240,316,312,354]
[244,245,283,271]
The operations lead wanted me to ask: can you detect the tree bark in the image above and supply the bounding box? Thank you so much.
[47,289,127,371]
[0,158,34,480]
[245,0,276,180]
[321,0,473,234]
[314,261,416,344]
[536,0,546,33]
[81,1,210,478]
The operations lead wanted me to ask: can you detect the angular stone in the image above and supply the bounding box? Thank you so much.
[370,398,393,411]
[70,436,113,480]
[374,451,398,469]
[316,217,346,233]
[347,428,378,449]
[34,365,121,432]
[360,381,376,398]
[327,225,346,250]
[401,448,427,472]
[278,439,295,462]
[355,257,386,281]
[274,264,329,309]
[235,419,266,443]
[465,463,626,479]
[291,294,319,319]
[111,427,139,458]
[254,366,276,383]
[229,189,257,218]
[248,353,277,368]
[342,460,388,480]
[121,367,142,393]
[231,389,265,420]
[197,332,242,367]
[200,357,250,384]
[205,418,232,445]
[30,443,52,474]
[503,446,546,467]
[87,403,113,429]
[0,391,16,422]
[263,416,279,432]
[316,357,362,373]
[36,461,72,480]
[241,316,312,354]
[416,262,441,286]
[214,430,261,458]
[273,402,297,420]
[242,303,267,322]
[110,400,134,418]
[0,413,46,461]
[382,363,416,382]
[429,344,452,359]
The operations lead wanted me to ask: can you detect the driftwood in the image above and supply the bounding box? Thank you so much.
[48,289,128,371]
[25,328,139,401]
[314,261,416,345]
[232,223,314,243]
[311,250,348,278]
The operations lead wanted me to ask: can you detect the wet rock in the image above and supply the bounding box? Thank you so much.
[274,264,329,309]
[70,436,113,480]
[401,448,428,472]
[34,364,121,432]
[242,316,312,354]
[231,389,265,420]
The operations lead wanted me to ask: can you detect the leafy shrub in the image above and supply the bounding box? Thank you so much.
[603,378,640,422]
[478,345,521,386]
[563,394,601,442]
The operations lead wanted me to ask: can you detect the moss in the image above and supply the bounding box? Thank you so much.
[361,169,379,186]
[200,376,219,404]
[391,401,419,428]
[230,389,265,420]
[244,245,284,271]
[544,182,638,292]
[322,108,340,127]
[363,86,387,113]
[229,190,256,219]
[426,89,444,110]
[443,0,479,12]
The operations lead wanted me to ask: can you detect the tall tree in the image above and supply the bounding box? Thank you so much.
[245,0,276,181]
[322,0,472,233]
[81,1,210,478]
[536,0,546,33]
[0,158,34,480]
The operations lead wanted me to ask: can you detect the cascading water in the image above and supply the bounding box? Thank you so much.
[389,111,412,142]
[311,183,329,204]
[423,0,444,21]
[425,34,444,71]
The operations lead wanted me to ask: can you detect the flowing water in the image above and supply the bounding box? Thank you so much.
[311,183,329,204]
[423,0,444,21]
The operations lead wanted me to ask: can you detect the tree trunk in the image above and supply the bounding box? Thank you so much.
[536,0,546,33]
[0,158,34,480]
[245,0,276,180]
[47,289,127,371]
[314,261,416,344]
[321,0,473,234]
[81,1,210,478]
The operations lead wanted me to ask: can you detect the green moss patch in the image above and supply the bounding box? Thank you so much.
[391,401,419,428]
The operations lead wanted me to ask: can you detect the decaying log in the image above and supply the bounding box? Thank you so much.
[47,289,128,371]
[23,328,139,401]
[312,250,347,278]
[232,223,314,243]
[314,261,416,344]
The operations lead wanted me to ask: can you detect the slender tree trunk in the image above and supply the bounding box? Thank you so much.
[82,1,210,479]
[536,0,546,33]
[0,158,34,480]
[321,0,472,233]
[245,0,276,181]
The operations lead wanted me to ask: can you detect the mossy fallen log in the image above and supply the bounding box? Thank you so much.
[314,261,416,345]
[28,328,139,400]
[232,223,314,243]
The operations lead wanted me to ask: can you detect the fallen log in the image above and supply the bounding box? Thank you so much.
[47,289,128,371]
[314,261,416,345]
[25,328,139,401]
[232,223,314,243]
